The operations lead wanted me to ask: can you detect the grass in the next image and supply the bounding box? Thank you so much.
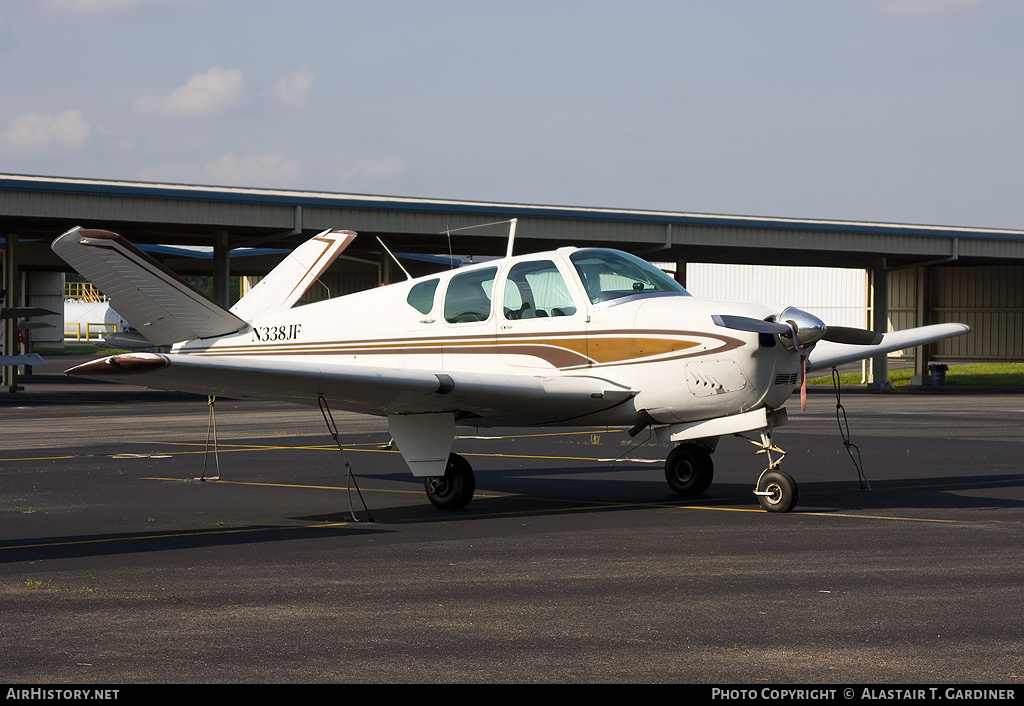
[809,362,1024,387]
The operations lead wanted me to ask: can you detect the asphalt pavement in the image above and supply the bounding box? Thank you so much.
[1,354,1022,684]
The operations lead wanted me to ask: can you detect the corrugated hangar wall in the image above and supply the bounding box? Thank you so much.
[684,264,866,329]
[686,263,1024,362]
[890,265,1024,361]
[3,176,1024,364]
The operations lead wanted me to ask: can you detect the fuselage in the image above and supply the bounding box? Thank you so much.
[174,247,802,427]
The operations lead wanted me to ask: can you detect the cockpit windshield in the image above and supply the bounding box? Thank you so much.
[569,249,689,305]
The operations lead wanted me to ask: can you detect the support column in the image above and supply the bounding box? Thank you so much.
[212,230,230,308]
[3,233,19,391]
[867,259,890,391]
[914,266,929,380]
[674,260,687,289]
[381,251,392,286]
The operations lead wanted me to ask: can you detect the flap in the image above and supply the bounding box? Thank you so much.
[64,353,637,426]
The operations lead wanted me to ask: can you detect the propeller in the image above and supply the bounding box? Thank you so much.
[818,326,884,346]
[712,308,883,348]
[710,315,791,336]
[712,307,884,412]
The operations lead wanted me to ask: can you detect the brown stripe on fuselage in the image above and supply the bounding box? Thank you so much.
[179,329,743,369]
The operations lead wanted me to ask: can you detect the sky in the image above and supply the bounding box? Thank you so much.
[0,0,1022,230]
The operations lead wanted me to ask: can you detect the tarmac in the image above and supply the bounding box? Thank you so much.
[1,353,1023,684]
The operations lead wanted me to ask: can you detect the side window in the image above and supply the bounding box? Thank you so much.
[503,261,578,320]
[407,279,438,315]
[444,267,497,323]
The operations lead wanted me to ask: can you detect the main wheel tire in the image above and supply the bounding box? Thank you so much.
[424,453,475,510]
[755,469,799,513]
[664,443,714,497]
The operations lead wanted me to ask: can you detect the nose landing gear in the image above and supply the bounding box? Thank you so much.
[745,430,799,513]
[754,468,799,513]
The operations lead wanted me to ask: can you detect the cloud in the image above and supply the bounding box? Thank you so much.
[201,153,301,187]
[133,67,246,118]
[273,67,314,109]
[339,157,406,182]
[138,153,301,187]
[0,109,91,155]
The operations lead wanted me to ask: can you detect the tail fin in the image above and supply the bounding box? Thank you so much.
[52,227,247,346]
[229,229,356,321]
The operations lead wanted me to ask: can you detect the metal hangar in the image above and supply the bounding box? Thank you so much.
[3,173,1023,389]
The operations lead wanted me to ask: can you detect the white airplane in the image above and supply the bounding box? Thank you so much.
[51,225,970,513]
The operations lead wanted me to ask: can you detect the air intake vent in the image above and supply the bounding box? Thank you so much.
[774,372,799,386]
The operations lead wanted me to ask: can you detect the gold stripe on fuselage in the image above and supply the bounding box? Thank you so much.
[179,330,740,370]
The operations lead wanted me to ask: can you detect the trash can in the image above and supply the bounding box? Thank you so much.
[927,363,948,386]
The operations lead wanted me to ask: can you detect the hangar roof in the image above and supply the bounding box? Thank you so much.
[3,173,1024,272]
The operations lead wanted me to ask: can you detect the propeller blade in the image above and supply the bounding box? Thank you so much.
[822,326,884,346]
[711,315,791,335]
[713,310,882,349]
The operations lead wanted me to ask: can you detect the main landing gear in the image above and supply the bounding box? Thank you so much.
[664,442,715,497]
[664,431,799,513]
[424,453,476,510]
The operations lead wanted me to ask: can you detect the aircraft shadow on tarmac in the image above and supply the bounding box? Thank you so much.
[790,473,1024,512]
[0,523,391,564]
[302,466,1024,521]
[3,471,1021,564]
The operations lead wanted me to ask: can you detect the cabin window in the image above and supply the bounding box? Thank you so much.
[407,279,439,315]
[503,260,577,319]
[570,249,689,304]
[444,267,497,323]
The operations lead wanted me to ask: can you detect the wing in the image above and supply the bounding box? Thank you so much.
[64,353,637,425]
[0,353,44,366]
[1,307,60,318]
[51,227,247,346]
[806,323,971,371]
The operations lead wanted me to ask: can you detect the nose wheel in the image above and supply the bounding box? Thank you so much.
[743,430,799,513]
[754,469,799,513]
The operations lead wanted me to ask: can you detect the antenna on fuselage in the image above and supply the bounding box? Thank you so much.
[446,226,454,269]
[506,218,518,258]
[436,218,518,265]
[376,236,412,281]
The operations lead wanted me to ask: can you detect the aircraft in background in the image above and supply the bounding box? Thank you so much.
[1,288,54,367]
[51,226,970,513]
